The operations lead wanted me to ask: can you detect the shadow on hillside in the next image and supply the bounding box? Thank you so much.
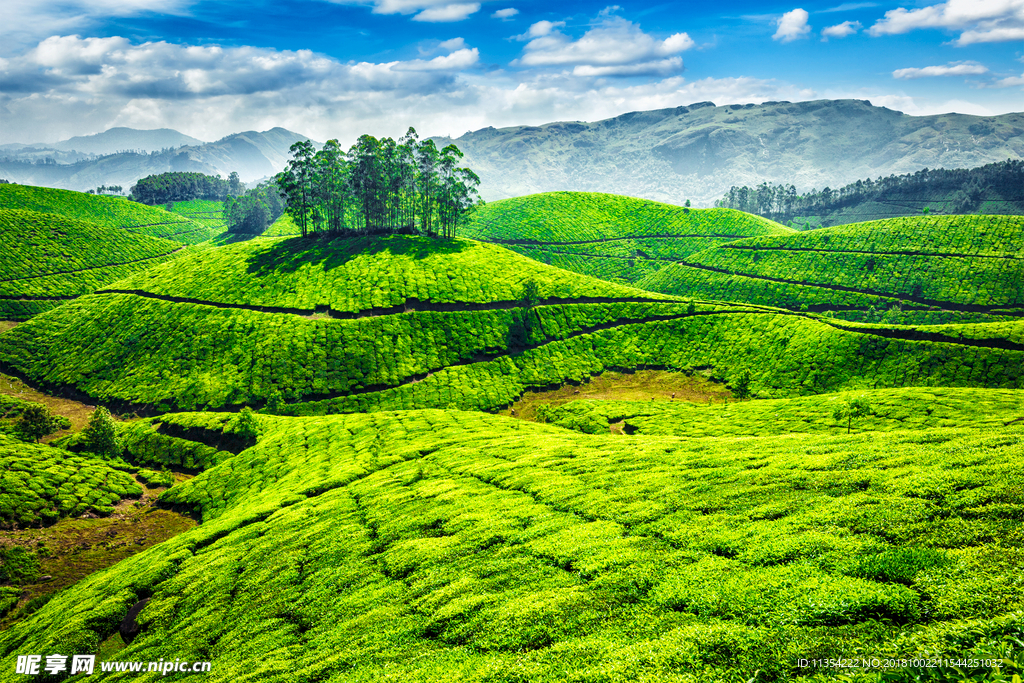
[245,234,472,276]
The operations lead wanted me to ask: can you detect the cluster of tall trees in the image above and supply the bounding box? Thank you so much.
[129,172,233,205]
[224,182,285,234]
[275,128,481,239]
[715,159,1023,223]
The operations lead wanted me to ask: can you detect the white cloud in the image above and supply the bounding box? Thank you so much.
[395,47,479,69]
[412,3,479,22]
[774,8,811,42]
[868,0,1024,45]
[821,20,861,39]
[492,7,518,19]
[892,61,989,79]
[986,72,1024,87]
[519,20,565,39]
[438,37,467,51]
[516,15,694,77]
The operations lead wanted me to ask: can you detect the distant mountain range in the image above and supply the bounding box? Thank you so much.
[2,100,1022,203]
[0,128,313,192]
[432,99,1024,206]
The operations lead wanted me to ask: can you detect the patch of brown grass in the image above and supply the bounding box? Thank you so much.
[502,369,733,421]
[0,476,196,629]
[0,373,97,441]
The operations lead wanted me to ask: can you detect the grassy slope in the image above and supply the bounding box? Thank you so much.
[107,234,659,311]
[462,192,794,284]
[0,209,183,320]
[0,184,223,245]
[537,386,1024,437]
[1,407,1022,681]
[0,434,143,527]
[2,233,1021,412]
[639,214,1024,325]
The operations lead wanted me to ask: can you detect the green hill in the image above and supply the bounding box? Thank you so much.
[639,214,1024,325]
[0,434,142,528]
[1,407,1022,681]
[1,233,1021,415]
[0,209,184,320]
[0,184,225,244]
[717,159,1024,228]
[536,386,1024,436]
[461,192,793,284]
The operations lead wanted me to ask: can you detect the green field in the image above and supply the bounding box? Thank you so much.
[1,406,1022,681]
[1,179,1022,682]
[639,214,1024,325]
[462,192,793,284]
[1,232,1020,414]
[0,209,183,320]
[0,184,225,245]
[0,434,142,527]
[535,386,1024,436]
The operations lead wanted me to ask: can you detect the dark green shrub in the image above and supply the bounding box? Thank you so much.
[842,547,949,586]
[0,546,40,585]
[14,405,60,442]
[82,406,120,456]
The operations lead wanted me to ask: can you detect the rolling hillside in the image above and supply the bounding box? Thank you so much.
[0,184,225,245]
[638,214,1024,326]
[432,99,1024,205]
[536,386,1024,437]
[1,233,1021,417]
[1,407,1021,681]
[0,209,183,319]
[462,192,793,284]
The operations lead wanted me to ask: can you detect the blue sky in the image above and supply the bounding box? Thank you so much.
[1,0,1022,144]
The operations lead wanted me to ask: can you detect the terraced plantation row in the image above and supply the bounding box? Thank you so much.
[0,434,143,527]
[2,406,1022,681]
[0,184,225,245]
[640,214,1024,325]
[0,209,184,320]
[106,235,664,313]
[462,192,793,284]
[1,233,1020,416]
[536,386,1024,436]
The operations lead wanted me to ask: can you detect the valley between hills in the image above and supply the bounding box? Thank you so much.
[0,180,1022,682]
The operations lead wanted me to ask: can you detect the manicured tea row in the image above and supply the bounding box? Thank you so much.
[1,408,1021,681]
[285,313,1024,415]
[111,235,661,311]
[463,192,791,243]
[536,386,1024,437]
[0,434,142,527]
[0,210,181,282]
[0,293,698,409]
[0,183,192,232]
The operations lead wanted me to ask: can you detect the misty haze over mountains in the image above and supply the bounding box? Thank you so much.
[2,100,1022,204]
[0,128,313,192]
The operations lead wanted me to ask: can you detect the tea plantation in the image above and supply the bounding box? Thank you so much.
[639,215,1024,325]
[462,192,793,284]
[1,408,1022,682]
[535,386,1024,436]
[0,209,183,319]
[0,184,224,245]
[0,434,142,527]
[1,231,1020,413]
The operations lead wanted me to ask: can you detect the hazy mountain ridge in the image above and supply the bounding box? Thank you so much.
[431,99,1024,206]
[0,128,314,192]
